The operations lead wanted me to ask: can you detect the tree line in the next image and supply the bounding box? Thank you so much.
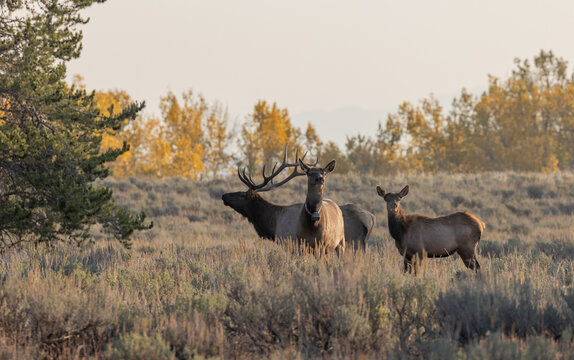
[97,50,574,179]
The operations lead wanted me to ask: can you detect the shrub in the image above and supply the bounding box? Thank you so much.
[526,185,544,199]
[0,275,121,358]
[385,279,437,354]
[162,313,224,360]
[450,195,466,208]
[224,275,298,356]
[105,333,176,360]
[558,202,574,215]
[464,332,571,360]
[436,281,570,343]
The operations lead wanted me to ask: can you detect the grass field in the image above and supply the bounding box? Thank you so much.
[1,172,574,359]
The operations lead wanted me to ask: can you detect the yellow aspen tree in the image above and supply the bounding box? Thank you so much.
[321,141,350,174]
[545,82,574,169]
[0,97,10,125]
[345,134,375,174]
[157,91,205,178]
[396,97,447,172]
[92,86,139,178]
[304,122,323,159]
[443,88,479,172]
[373,114,404,174]
[203,103,232,178]
[474,68,555,172]
[241,100,301,172]
[128,116,167,177]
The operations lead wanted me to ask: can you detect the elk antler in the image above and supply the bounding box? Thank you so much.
[237,144,318,192]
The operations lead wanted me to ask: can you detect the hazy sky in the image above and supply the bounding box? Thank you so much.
[68,0,574,146]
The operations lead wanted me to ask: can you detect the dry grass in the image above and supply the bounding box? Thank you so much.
[1,172,574,359]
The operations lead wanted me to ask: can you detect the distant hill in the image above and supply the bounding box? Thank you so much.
[291,107,391,147]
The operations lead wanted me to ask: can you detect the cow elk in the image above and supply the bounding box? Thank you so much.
[297,159,345,255]
[376,185,485,272]
[221,146,375,250]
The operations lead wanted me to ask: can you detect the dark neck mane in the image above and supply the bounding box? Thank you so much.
[247,193,279,239]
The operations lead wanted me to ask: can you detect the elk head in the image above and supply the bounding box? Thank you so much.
[376,185,409,214]
[299,159,336,221]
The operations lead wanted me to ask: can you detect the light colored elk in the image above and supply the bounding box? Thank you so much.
[221,146,375,250]
[296,159,345,255]
[376,184,485,272]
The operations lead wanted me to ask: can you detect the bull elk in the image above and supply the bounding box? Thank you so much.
[221,146,375,250]
[376,185,485,272]
[297,159,345,255]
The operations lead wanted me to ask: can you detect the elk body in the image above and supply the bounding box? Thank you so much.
[222,190,374,250]
[296,159,345,254]
[221,147,375,250]
[376,185,485,272]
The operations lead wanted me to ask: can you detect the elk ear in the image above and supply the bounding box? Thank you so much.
[324,160,336,173]
[376,186,385,198]
[298,158,310,173]
[399,185,410,198]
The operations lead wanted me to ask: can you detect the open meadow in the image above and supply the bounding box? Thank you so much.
[1,172,574,359]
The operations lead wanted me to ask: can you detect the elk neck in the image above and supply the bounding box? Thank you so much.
[387,204,407,242]
[304,183,324,215]
[247,191,278,239]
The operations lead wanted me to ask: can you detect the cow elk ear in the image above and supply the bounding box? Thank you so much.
[324,160,336,174]
[376,186,385,198]
[298,158,310,173]
[399,185,410,198]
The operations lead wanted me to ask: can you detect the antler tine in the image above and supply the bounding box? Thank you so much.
[261,162,278,185]
[261,162,278,181]
[237,145,320,191]
[237,166,253,188]
[300,153,319,168]
[282,143,289,163]
[243,168,254,186]
[242,168,252,185]
[247,171,258,186]
[271,162,278,176]
[251,144,306,192]
[258,162,305,192]
[262,146,295,180]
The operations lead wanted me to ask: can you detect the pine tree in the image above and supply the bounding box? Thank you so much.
[0,0,151,249]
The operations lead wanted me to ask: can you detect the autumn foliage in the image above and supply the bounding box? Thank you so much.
[346,50,574,174]
[95,50,574,178]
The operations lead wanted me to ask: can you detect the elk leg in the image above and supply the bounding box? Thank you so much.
[411,252,425,275]
[458,248,480,272]
[403,253,414,273]
[469,255,480,271]
[335,242,345,257]
[474,256,481,270]
[461,256,480,271]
